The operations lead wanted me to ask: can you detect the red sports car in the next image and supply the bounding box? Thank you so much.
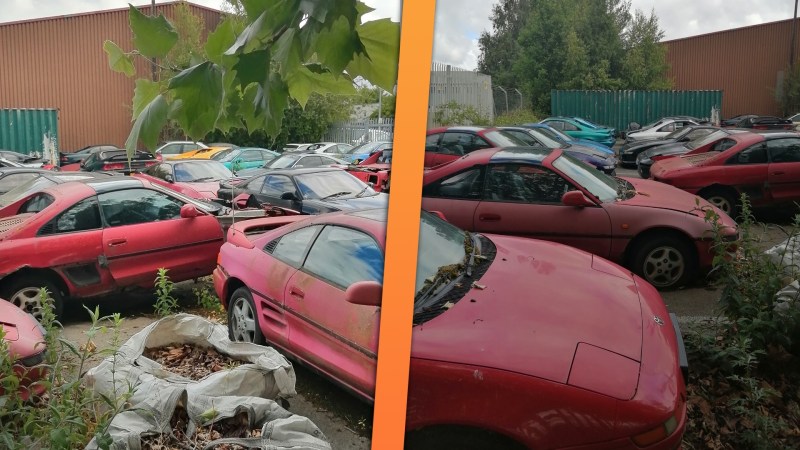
[133,159,234,201]
[212,209,688,449]
[1,300,47,400]
[0,178,225,319]
[343,148,392,192]
[651,131,800,218]
[425,126,526,168]
[421,147,738,289]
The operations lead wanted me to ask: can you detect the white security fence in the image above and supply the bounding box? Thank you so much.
[429,61,495,127]
[323,118,394,145]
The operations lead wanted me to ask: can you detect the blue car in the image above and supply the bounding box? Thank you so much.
[499,126,617,174]
[342,141,393,164]
[520,123,615,155]
[211,147,279,172]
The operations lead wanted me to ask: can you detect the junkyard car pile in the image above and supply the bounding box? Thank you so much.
[13,118,800,448]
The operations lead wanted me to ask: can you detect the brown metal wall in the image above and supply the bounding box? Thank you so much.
[0,1,221,151]
[664,18,800,119]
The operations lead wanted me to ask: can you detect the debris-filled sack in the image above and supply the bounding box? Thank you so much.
[85,313,296,400]
[765,236,800,276]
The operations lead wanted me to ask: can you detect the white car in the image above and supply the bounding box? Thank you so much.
[625,118,700,143]
[788,113,800,131]
[303,142,354,155]
[154,141,208,159]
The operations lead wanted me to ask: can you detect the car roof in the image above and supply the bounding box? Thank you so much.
[266,167,343,176]
[159,159,224,166]
[490,146,554,164]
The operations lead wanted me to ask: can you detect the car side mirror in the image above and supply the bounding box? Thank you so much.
[562,190,595,207]
[429,210,448,221]
[180,204,201,218]
[233,193,250,209]
[281,192,298,201]
[345,281,382,306]
[164,174,174,183]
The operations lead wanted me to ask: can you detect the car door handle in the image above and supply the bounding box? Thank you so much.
[107,239,127,247]
[289,286,305,299]
[479,213,501,221]
[772,171,786,175]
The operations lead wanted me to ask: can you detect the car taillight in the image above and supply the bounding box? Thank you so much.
[144,161,157,167]
[103,163,125,170]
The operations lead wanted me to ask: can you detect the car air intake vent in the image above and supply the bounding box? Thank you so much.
[264,238,280,254]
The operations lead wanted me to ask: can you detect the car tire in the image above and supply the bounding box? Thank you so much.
[1,275,64,322]
[630,235,696,290]
[405,427,526,450]
[700,188,738,219]
[227,286,265,345]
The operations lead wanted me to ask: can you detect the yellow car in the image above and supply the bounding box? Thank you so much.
[168,146,233,160]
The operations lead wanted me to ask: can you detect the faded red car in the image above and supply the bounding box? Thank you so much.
[0,178,225,319]
[133,159,234,201]
[342,148,392,192]
[651,131,800,218]
[213,209,688,449]
[422,147,738,289]
[425,126,526,168]
[1,300,47,399]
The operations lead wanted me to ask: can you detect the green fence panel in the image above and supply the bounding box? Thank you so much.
[0,108,59,155]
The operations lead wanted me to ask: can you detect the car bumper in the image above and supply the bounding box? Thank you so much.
[213,265,228,308]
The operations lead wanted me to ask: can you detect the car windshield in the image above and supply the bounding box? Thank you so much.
[414,211,473,308]
[294,171,375,199]
[552,153,618,202]
[526,129,563,148]
[346,141,384,154]
[484,130,528,147]
[0,177,55,207]
[211,149,236,161]
[264,154,302,168]
[686,130,729,150]
[664,127,691,139]
[173,161,233,182]
[535,126,572,143]
[574,118,600,129]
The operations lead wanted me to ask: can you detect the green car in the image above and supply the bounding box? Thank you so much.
[540,117,616,147]
[211,147,279,172]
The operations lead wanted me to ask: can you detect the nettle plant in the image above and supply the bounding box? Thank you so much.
[104,1,400,156]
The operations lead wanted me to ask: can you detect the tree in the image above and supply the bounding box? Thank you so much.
[782,62,800,116]
[103,1,400,155]
[621,9,672,90]
[477,0,536,89]
[161,1,205,77]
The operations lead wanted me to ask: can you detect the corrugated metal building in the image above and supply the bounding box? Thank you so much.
[0,1,222,152]
[664,18,800,118]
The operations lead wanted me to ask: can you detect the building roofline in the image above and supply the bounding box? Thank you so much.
[0,1,221,27]
[662,17,799,44]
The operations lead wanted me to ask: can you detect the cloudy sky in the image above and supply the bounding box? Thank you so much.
[1,1,796,70]
[431,0,798,69]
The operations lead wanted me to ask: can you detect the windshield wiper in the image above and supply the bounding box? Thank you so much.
[320,191,352,200]
[193,177,214,182]
[354,185,371,198]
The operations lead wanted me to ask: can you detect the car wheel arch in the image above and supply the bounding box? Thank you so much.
[697,184,740,216]
[223,276,247,309]
[404,424,528,450]
[0,267,69,319]
[625,227,699,288]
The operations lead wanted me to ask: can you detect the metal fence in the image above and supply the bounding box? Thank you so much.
[492,86,527,117]
[428,62,495,127]
[323,118,394,145]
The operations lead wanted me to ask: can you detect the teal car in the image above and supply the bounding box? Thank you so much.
[540,117,616,147]
[211,147,279,172]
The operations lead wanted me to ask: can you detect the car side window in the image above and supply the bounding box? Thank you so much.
[484,164,575,204]
[266,225,321,268]
[40,197,102,235]
[711,139,737,152]
[18,193,54,214]
[727,144,768,165]
[319,156,338,166]
[686,129,713,140]
[303,226,384,289]
[425,134,441,152]
[262,175,296,197]
[423,167,485,199]
[767,138,800,163]
[659,123,675,132]
[561,121,579,131]
[98,189,184,226]
[240,150,261,162]
[546,121,563,131]
[160,144,180,155]
[245,175,267,191]
[503,130,538,146]
[298,156,323,168]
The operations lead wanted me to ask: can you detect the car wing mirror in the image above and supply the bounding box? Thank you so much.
[180,204,201,218]
[233,193,250,209]
[429,210,448,221]
[164,174,174,183]
[281,192,299,201]
[562,190,595,207]
[345,281,382,306]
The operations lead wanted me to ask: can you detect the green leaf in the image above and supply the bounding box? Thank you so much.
[299,0,334,23]
[167,62,224,139]
[233,49,270,87]
[132,79,163,117]
[103,40,135,77]
[125,93,168,154]
[346,18,400,91]
[225,10,268,55]
[355,0,375,18]
[315,16,359,74]
[272,28,301,77]
[286,66,354,108]
[128,4,178,59]
[260,72,290,134]
[205,19,237,64]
